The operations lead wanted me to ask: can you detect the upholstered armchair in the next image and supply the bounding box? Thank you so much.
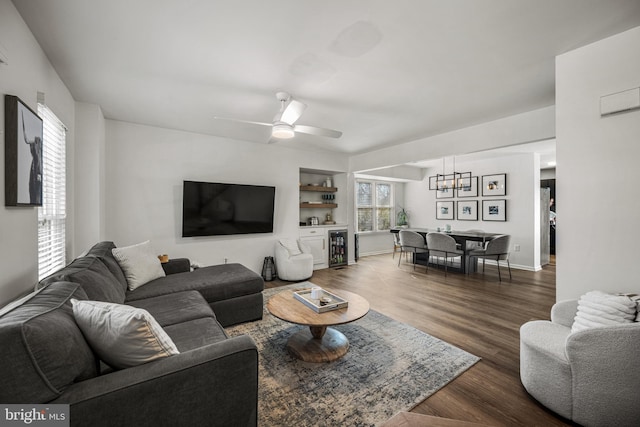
[274,239,314,281]
[520,297,640,427]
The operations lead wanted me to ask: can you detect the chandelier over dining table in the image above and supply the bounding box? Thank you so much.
[431,156,472,191]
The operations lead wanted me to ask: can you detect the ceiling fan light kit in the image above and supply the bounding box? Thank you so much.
[214,91,342,143]
[272,123,295,139]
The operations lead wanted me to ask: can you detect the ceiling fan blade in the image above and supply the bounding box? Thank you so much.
[294,124,342,139]
[213,116,273,127]
[280,99,307,125]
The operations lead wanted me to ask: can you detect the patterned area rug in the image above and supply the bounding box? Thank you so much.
[226,285,480,427]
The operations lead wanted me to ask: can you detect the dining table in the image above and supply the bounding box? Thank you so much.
[390,228,501,273]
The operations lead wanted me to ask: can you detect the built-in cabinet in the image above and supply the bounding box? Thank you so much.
[299,169,348,270]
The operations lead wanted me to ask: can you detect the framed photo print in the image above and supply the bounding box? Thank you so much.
[457,176,478,198]
[436,186,454,199]
[482,199,507,221]
[5,95,43,207]
[457,200,478,221]
[436,201,454,220]
[482,173,506,197]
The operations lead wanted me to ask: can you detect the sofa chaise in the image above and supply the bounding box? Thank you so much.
[0,241,264,427]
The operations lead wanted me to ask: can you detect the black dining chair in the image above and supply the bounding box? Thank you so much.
[467,234,512,281]
[397,230,428,271]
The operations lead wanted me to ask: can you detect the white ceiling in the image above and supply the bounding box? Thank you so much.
[12,0,640,160]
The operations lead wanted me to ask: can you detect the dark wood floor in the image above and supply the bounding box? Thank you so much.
[266,253,574,427]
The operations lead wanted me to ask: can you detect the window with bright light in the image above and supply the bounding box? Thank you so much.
[356,180,393,232]
[37,103,66,280]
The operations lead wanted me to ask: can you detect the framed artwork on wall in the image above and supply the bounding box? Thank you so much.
[482,199,507,221]
[436,186,454,199]
[457,200,478,221]
[482,173,506,196]
[5,95,43,207]
[436,201,454,220]
[457,176,478,198]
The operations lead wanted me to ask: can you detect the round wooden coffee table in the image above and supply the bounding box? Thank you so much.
[266,288,370,363]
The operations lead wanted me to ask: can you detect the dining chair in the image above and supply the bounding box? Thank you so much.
[467,234,512,281]
[397,230,428,271]
[392,232,402,259]
[425,232,464,276]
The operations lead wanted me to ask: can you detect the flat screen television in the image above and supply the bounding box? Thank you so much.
[182,180,275,237]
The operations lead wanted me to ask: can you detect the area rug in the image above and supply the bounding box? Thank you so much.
[226,285,480,427]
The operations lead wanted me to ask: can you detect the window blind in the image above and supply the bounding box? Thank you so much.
[37,103,66,280]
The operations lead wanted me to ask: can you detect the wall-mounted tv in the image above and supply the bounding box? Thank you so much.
[182,180,275,237]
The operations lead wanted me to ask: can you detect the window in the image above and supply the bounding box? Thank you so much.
[356,180,393,232]
[37,103,66,279]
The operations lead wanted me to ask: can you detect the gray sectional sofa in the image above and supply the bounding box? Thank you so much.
[0,241,264,427]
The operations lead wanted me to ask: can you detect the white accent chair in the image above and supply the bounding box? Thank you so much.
[274,239,313,281]
[520,299,640,426]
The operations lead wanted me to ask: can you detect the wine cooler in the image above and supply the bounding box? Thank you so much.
[329,229,348,267]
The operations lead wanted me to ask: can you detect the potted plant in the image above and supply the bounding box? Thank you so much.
[397,208,409,228]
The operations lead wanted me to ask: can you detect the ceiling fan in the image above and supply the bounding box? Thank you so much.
[214,92,342,143]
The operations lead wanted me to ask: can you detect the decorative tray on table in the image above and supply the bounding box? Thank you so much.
[293,288,349,313]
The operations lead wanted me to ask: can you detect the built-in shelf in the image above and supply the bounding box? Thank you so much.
[300,203,338,209]
[300,185,337,192]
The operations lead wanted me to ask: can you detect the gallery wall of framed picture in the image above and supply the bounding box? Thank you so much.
[430,173,507,222]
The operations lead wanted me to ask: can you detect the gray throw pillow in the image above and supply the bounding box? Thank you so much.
[112,240,165,291]
[71,299,179,369]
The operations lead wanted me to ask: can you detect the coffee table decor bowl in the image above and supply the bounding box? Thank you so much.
[266,283,370,363]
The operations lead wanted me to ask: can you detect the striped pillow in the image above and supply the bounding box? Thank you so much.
[571,291,637,333]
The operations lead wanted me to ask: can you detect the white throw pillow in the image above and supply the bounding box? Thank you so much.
[571,291,637,333]
[280,239,302,256]
[71,299,179,369]
[112,241,166,291]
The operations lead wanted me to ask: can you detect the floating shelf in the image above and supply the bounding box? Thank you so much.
[300,203,338,209]
[300,185,337,192]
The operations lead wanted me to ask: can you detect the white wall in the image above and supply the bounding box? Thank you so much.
[74,102,106,252]
[103,120,348,274]
[404,153,541,270]
[556,26,640,300]
[0,0,76,306]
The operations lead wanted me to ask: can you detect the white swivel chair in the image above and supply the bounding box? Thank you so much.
[274,239,314,281]
[520,296,640,426]
[425,232,463,276]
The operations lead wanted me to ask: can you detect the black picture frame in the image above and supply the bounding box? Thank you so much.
[457,176,478,198]
[482,199,507,221]
[5,95,43,207]
[457,200,478,221]
[482,173,506,197]
[436,201,454,220]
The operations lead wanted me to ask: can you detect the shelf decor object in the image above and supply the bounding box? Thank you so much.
[5,95,43,207]
[457,200,478,221]
[482,199,507,221]
[436,201,455,220]
[482,173,507,197]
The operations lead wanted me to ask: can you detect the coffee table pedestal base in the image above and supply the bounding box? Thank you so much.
[286,327,349,362]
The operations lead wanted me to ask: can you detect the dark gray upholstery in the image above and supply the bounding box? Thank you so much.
[0,282,98,403]
[1,241,262,426]
[125,263,264,303]
[40,256,126,303]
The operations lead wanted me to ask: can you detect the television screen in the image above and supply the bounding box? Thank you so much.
[182,181,275,237]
